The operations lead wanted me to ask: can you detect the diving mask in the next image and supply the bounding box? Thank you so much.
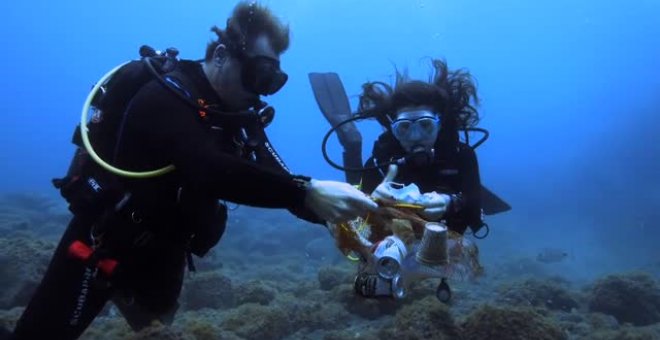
[391,115,440,142]
[240,55,288,96]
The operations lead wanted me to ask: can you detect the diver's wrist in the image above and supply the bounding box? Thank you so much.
[292,175,312,191]
[448,193,463,213]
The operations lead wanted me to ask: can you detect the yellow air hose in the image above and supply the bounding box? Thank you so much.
[80,61,175,178]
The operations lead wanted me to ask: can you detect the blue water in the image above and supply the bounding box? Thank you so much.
[1,0,659,280]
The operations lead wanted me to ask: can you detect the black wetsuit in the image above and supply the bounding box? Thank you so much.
[360,132,483,235]
[12,61,320,339]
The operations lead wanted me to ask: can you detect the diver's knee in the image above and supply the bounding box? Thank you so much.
[112,295,179,331]
[1,325,11,340]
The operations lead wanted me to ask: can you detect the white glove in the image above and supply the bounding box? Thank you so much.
[371,164,401,201]
[304,179,378,223]
[370,164,451,220]
[418,192,452,220]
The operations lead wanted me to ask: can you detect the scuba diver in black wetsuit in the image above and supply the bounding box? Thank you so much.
[11,2,376,339]
[310,59,511,300]
[355,60,485,299]
[357,60,484,236]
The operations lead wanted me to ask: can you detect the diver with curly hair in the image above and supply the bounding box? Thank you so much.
[345,60,488,298]
[311,59,506,299]
[358,59,483,237]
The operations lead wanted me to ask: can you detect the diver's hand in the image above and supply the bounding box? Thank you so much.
[419,193,452,220]
[304,179,378,223]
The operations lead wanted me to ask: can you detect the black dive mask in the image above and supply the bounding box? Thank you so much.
[241,55,288,96]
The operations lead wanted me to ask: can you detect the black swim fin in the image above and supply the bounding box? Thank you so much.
[481,185,511,215]
[0,325,11,340]
[308,72,363,185]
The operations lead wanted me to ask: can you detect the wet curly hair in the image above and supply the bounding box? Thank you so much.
[358,59,480,131]
[205,1,290,61]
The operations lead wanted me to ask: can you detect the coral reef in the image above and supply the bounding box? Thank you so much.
[234,279,276,306]
[461,305,567,340]
[0,234,56,309]
[335,285,400,320]
[174,309,249,340]
[555,311,621,338]
[5,199,660,339]
[181,271,234,310]
[587,312,621,330]
[380,296,461,339]
[0,192,69,237]
[588,324,660,340]
[497,277,580,312]
[173,310,225,340]
[0,307,23,334]
[1,192,59,212]
[0,211,31,234]
[80,316,132,340]
[221,303,292,339]
[588,272,660,326]
[322,328,381,340]
[190,248,224,272]
[318,265,353,291]
[276,292,352,332]
[127,322,195,340]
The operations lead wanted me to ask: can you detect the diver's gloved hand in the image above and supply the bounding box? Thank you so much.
[304,179,378,223]
[418,193,452,220]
